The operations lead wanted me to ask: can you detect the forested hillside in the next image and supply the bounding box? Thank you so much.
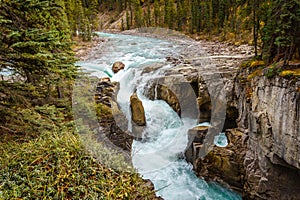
[101,0,300,66]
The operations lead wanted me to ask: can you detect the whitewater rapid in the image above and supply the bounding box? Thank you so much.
[77,31,241,200]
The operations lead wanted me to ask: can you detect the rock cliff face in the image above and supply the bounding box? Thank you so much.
[234,75,300,199]
[185,70,300,199]
[95,78,133,152]
[186,128,247,193]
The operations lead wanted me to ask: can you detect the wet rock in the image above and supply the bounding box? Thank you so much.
[112,61,125,73]
[183,57,300,199]
[142,63,164,74]
[144,74,199,118]
[130,93,146,126]
[192,129,247,193]
[95,77,119,106]
[130,93,146,140]
[95,78,133,153]
[185,126,210,164]
[156,84,181,116]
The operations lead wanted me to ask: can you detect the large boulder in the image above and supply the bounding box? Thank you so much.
[130,93,146,140]
[130,93,146,126]
[112,61,125,73]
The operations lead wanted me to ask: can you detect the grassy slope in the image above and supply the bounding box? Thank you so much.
[0,104,157,199]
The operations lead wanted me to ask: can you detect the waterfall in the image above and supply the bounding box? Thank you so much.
[78,31,241,200]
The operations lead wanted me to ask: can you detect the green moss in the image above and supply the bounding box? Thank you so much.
[280,69,300,78]
[247,69,263,80]
[240,59,265,69]
[240,60,252,69]
[95,102,112,120]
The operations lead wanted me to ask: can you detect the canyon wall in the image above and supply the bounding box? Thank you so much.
[234,75,300,199]
[185,70,300,199]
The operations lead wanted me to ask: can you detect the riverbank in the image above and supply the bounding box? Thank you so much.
[0,34,162,199]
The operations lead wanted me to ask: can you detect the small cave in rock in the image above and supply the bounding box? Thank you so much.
[223,106,238,130]
[189,81,199,97]
[198,103,238,131]
[198,101,212,123]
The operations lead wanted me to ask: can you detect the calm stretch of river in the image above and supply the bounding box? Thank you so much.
[78,31,241,200]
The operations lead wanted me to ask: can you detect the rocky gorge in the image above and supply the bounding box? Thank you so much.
[150,57,300,199]
[148,56,300,198]
[81,31,300,199]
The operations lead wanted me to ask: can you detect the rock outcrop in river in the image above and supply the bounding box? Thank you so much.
[112,61,125,73]
[95,77,133,152]
[130,93,146,140]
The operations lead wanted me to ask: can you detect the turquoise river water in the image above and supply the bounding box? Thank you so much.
[77,31,241,200]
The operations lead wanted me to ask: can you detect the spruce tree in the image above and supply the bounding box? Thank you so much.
[262,0,300,64]
[0,0,77,99]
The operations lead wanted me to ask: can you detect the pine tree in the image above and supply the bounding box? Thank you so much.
[262,0,300,64]
[154,0,160,26]
[0,0,77,99]
[134,0,143,27]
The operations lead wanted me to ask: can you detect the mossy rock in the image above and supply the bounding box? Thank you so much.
[247,69,263,80]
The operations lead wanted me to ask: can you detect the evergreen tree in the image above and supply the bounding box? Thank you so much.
[134,0,143,27]
[0,0,77,99]
[153,0,160,26]
[262,0,300,64]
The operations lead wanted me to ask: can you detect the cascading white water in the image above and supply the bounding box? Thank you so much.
[78,32,241,200]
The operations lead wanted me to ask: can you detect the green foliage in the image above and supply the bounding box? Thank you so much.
[0,105,157,199]
[133,0,144,27]
[95,103,112,121]
[0,1,159,199]
[99,0,300,70]
[280,69,300,78]
[262,0,300,64]
[263,63,282,78]
[64,0,100,41]
[0,0,77,100]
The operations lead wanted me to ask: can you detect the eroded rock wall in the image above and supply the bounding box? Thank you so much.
[234,75,300,199]
[187,72,300,199]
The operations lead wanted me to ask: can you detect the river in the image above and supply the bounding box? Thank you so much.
[77,31,241,200]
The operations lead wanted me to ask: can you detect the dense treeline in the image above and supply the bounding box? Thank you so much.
[103,0,300,65]
[65,0,101,41]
